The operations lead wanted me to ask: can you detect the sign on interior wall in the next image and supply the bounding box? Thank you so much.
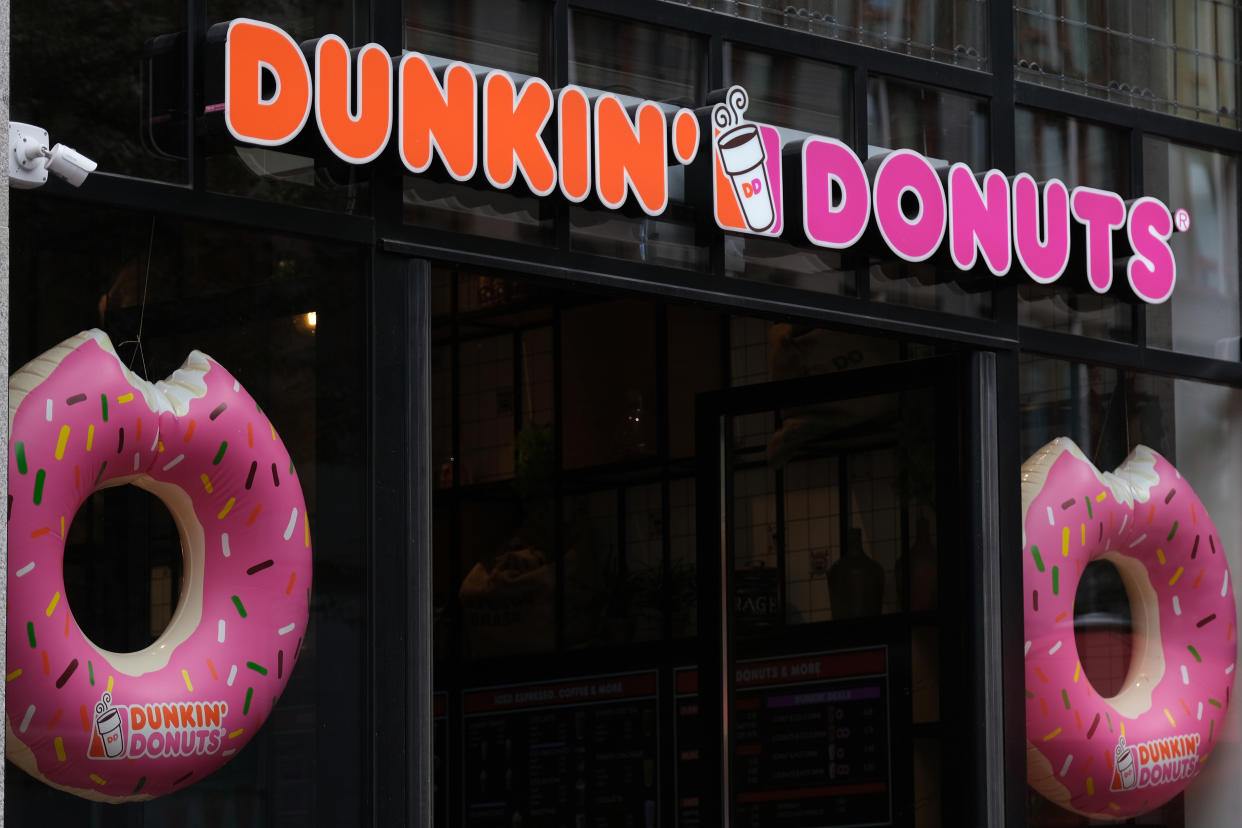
[215,18,1189,305]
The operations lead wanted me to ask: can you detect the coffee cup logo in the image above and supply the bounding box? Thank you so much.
[91,693,126,759]
[712,86,781,236]
[1111,735,1137,791]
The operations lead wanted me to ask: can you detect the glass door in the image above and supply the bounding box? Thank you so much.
[690,354,988,827]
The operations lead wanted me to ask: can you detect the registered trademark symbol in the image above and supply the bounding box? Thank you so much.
[1174,208,1191,232]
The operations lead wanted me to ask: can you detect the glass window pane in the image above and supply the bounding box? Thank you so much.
[1143,139,1240,360]
[669,0,988,70]
[1015,108,1134,341]
[866,77,991,317]
[1015,0,1241,129]
[13,0,188,184]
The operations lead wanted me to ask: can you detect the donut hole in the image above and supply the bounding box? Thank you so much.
[1073,559,1133,698]
[64,485,183,653]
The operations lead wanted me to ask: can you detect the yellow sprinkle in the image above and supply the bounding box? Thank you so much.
[1096,491,1108,502]
[201,473,213,494]
[117,393,134,404]
[54,425,70,461]
[1157,548,1166,565]
[106,675,114,693]
[218,497,236,519]
[1043,727,1062,741]
[1120,721,1126,737]
[304,513,311,547]
[59,516,65,538]
[228,728,244,739]
[7,669,22,681]
[1169,566,1184,586]
[1109,802,1120,811]
[1165,708,1176,726]
[1073,662,1081,683]
[1062,527,1070,556]
[54,737,66,761]
[182,669,194,692]
[1086,777,1095,796]
[1081,523,1086,546]
[45,591,60,617]
[158,441,165,453]
[90,773,106,786]
[86,424,94,451]
[270,423,276,440]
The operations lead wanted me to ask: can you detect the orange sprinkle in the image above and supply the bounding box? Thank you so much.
[1192,503,1197,524]
[45,709,63,731]
[1227,622,1233,642]
[74,465,80,488]
[1181,697,1192,715]
[1194,569,1204,589]
[80,706,90,731]
[1083,756,1093,773]
[64,612,70,637]
[1040,698,1048,716]
[30,527,49,538]
[1147,503,1155,524]
[207,658,219,681]
[184,419,197,442]
[246,504,263,526]
[247,422,254,448]
[1055,611,1068,623]
[1075,711,1082,730]
[1035,666,1049,683]
[285,571,297,595]
[41,651,49,675]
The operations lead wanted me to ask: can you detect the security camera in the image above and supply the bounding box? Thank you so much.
[9,121,97,189]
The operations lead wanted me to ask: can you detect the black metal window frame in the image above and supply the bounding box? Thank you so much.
[14,2,1242,827]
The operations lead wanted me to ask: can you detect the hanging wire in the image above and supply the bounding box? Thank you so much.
[119,216,155,378]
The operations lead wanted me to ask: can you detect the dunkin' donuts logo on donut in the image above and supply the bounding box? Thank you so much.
[88,693,230,761]
[1108,733,1201,792]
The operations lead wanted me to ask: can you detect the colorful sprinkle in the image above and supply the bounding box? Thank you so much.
[1208,698,1222,708]
[88,661,94,685]
[90,773,107,786]
[243,688,254,715]
[99,393,108,422]
[1169,567,1184,586]
[271,462,280,487]
[1052,566,1059,595]
[218,497,236,519]
[246,504,263,526]
[207,658,219,680]
[247,559,274,575]
[133,777,146,794]
[227,665,238,687]
[283,507,299,540]
[218,619,226,643]
[7,669,22,681]
[183,419,196,441]
[245,461,257,490]
[1049,640,1062,655]
[1061,689,1070,709]
[45,591,60,616]
[15,442,27,474]
[1043,727,1062,741]
[1164,708,1176,726]
[33,469,46,505]
[1198,614,1217,628]
[163,454,185,471]
[66,393,86,406]
[54,736,66,761]
[16,561,34,578]
[1188,644,1202,662]
[212,441,228,465]
[116,427,125,454]
[1086,777,1095,796]
[278,622,295,636]
[93,461,107,486]
[20,705,36,733]
[26,622,36,648]
[1087,713,1100,739]
[86,425,95,451]
[231,595,247,618]
[54,658,78,689]
[285,572,297,595]
[228,728,244,739]
[209,402,228,420]
[200,473,213,493]
[246,661,268,676]
[173,770,193,786]
[222,533,231,558]
[1168,520,1179,540]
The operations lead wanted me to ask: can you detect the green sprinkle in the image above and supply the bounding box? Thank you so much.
[26,621,36,648]
[1026,689,1035,698]
[231,595,247,618]
[94,461,108,486]
[1210,720,1215,742]
[1031,546,1045,573]
[246,661,268,676]
[1085,496,1093,519]
[88,660,95,686]
[243,687,254,715]
[1188,644,1202,663]
[1062,689,1071,709]
[100,393,108,422]
[1052,566,1060,595]
[212,441,228,465]
[1168,520,1180,541]
[133,777,146,794]
[1106,712,1113,733]
[1209,698,1222,708]
[32,470,45,505]
[15,442,27,475]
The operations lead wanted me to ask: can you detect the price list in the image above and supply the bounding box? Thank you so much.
[462,672,659,828]
[676,648,889,828]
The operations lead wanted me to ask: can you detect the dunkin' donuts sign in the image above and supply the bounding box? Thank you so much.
[221,18,1187,304]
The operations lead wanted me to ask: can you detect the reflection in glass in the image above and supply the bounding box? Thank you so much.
[1015,0,1240,129]
[1015,108,1133,340]
[1144,139,1239,360]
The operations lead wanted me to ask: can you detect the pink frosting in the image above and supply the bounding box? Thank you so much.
[1024,439,1235,819]
[6,332,311,801]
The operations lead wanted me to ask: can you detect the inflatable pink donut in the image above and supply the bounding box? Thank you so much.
[6,330,312,802]
[1023,438,1235,820]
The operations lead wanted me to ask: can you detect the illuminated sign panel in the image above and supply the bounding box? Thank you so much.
[219,18,1188,304]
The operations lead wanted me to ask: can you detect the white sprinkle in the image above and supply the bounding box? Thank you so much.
[1198,702,1204,720]
[1059,754,1074,777]
[218,619,226,644]
[1129,534,1147,548]
[133,452,141,471]
[1047,506,1055,526]
[16,562,35,578]
[233,380,240,392]
[278,623,295,636]
[221,533,231,558]
[222,748,236,757]
[1049,640,1062,655]
[283,507,299,540]
[1223,571,1230,598]
[1228,664,1235,675]
[20,705,36,733]
[45,399,53,422]
[227,665,237,687]
[163,454,185,471]
[1120,514,1128,532]
[1181,665,1190,685]
[1173,596,1182,616]
[1024,640,1032,657]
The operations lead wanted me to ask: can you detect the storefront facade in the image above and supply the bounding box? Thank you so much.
[4,1,1242,826]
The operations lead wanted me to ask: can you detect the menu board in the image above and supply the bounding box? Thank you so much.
[462,671,659,827]
[435,692,448,827]
[675,648,890,828]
